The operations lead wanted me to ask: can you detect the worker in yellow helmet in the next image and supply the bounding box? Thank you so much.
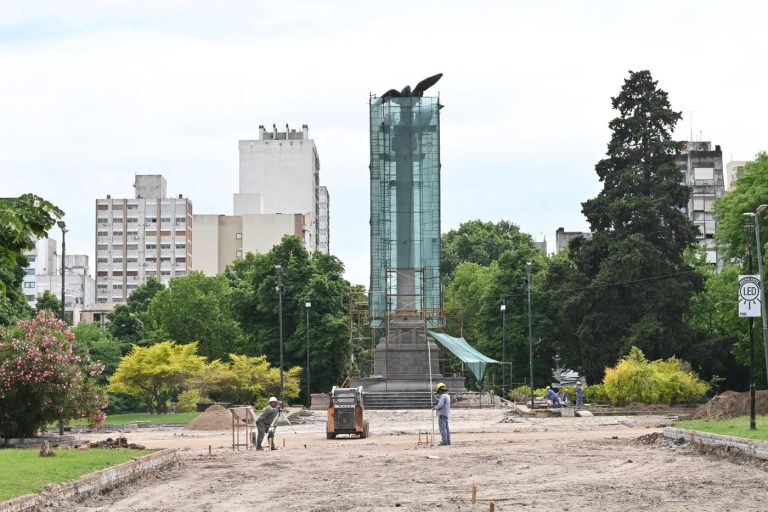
[432,383,451,446]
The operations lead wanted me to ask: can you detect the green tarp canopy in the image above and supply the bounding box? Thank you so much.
[427,330,499,383]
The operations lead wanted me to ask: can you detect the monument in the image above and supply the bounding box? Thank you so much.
[353,74,465,393]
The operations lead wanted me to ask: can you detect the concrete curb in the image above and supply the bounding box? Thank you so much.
[663,427,768,460]
[0,448,179,512]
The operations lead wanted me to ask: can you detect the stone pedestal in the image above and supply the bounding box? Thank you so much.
[351,318,466,392]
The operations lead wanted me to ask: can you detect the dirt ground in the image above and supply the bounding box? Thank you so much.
[63,408,768,512]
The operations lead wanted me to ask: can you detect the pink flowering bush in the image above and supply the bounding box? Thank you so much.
[0,311,107,440]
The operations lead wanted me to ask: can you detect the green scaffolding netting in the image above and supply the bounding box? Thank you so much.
[427,331,499,383]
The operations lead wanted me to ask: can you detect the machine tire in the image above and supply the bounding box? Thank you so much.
[326,431,336,439]
[359,420,370,439]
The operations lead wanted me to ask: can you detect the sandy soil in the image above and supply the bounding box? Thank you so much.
[64,408,768,512]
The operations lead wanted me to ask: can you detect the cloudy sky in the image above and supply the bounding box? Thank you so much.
[2,1,766,285]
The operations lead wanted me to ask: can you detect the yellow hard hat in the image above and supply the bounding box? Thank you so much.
[436,383,446,391]
[576,381,581,385]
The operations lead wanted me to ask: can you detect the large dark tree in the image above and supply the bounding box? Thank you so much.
[557,70,703,382]
[226,236,352,402]
[107,277,164,344]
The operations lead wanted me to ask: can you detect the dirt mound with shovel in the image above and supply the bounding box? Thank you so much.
[692,390,768,419]
[185,405,233,430]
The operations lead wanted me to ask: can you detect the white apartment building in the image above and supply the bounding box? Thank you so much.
[676,141,725,267]
[726,160,749,191]
[95,175,192,303]
[193,125,329,276]
[23,239,95,322]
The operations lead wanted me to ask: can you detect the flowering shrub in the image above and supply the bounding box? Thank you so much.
[0,311,107,439]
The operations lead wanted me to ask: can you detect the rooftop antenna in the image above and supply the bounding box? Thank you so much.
[685,110,697,142]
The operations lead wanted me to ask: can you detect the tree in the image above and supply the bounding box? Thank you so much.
[226,236,352,401]
[192,354,302,405]
[72,322,127,385]
[0,194,63,325]
[558,70,703,382]
[441,220,536,276]
[0,311,107,439]
[107,278,164,343]
[714,152,768,263]
[108,341,206,413]
[146,272,246,360]
[34,290,61,317]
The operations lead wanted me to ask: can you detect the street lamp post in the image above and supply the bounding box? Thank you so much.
[744,222,757,430]
[525,262,534,410]
[500,303,506,394]
[746,204,768,387]
[275,265,285,401]
[57,220,67,322]
[305,299,311,407]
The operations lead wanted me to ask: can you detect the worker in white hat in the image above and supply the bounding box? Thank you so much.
[432,383,451,446]
[254,396,280,450]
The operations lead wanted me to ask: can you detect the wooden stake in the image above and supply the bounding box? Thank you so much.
[471,484,477,504]
[208,445,211,456]
[489,503,495,512]
[283,437,286,448]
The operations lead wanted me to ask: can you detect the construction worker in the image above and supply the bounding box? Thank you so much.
[254,396,280,451]
[546,386,561,407]
[432,383,451,446]
[575,381,584,407]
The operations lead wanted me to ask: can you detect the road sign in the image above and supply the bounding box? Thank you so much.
[739,275,762,317]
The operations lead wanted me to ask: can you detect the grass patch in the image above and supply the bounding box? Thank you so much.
[673,415,768,441]
[67,411,201,427]
[0,448,154,501]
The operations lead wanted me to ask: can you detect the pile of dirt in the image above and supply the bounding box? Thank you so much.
[184,405,233,430]
[286,408,314,424]
[692,390,768,419]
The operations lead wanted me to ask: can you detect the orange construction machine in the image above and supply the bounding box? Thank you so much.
[326,386,369,439]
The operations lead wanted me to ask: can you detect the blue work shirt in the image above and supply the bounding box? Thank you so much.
[435,392,451,417]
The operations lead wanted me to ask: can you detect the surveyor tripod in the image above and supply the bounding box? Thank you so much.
[256,408,308,449]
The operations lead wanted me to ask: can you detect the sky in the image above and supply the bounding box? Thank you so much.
[2,1,767,286]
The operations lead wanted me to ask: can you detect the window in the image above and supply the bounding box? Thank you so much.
[146,257,156,263]
[160,230,171,236]
[97,204,109,211]
[27,255,36,262]
[236,232,243,240]
[145,230,157,236]
[694,167,715,180]
[97,284,108,289]
[26,295,35,302]
[113,271,123,277]
[127,244,138,251]
[97,258,108,263]
[160,217,171,223]
[176,257,186,263]
[97,271,108,277]
[146,217,157,224]
[146,244,156,250]
[127,257,138,263]
[235,249,243,258]
[175,217,185,224]
[23,281,35,288]
[97,231,108,237]
[127,203,138,210]
[97,244,108,250]
[113,245,123,252]
[126,270,138,277]
[113,204,124,211]
[175,270,186,276]
[160,257,171,263]
[113,284,123,289]
[175,231,186,236]
[113,231,123,237]
[160,244,171,250]
[113,258,123,264]
[175,244,186,250]
[146,270,157,276]
[98,218,109,224]
[126,217,138,223]
[26,268,35,276]
[127,230,138,237]
[161,270,171,276]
